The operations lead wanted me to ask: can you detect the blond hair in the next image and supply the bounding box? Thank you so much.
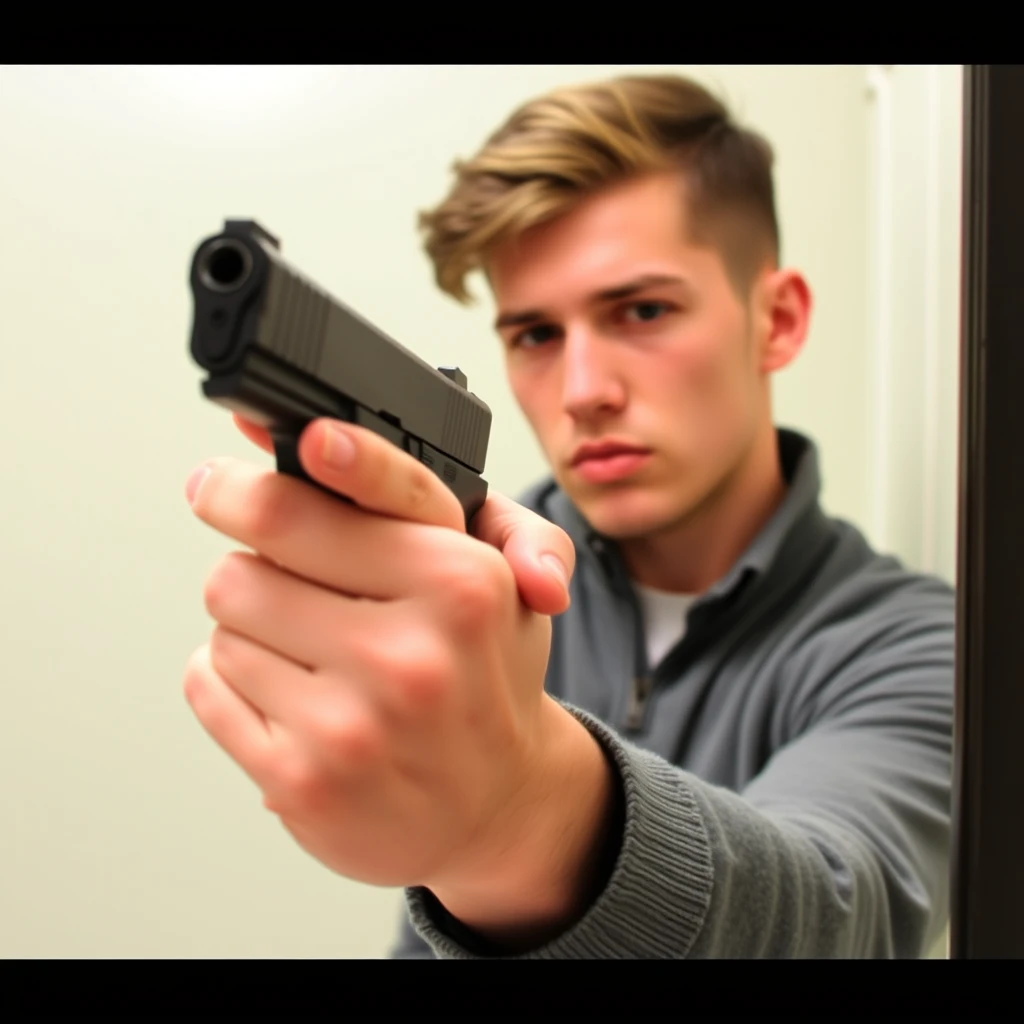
[419,74,780,303]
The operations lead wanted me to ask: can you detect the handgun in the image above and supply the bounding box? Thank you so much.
[187,220,491,527]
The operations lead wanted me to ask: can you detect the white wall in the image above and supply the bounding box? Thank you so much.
[864,65,963,586]
[0,65,952,958]
[865,64,964,960]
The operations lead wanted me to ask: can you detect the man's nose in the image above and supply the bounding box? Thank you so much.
[561,328,626,421]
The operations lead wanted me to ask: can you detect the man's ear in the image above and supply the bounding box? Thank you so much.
[757,268,812,374]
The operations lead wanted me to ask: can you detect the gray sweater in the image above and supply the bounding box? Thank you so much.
[390,429,954,958]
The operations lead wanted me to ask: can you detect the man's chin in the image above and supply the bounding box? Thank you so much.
[567,487,680,542]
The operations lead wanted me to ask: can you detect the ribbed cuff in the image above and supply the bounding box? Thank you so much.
[405,702,714,958]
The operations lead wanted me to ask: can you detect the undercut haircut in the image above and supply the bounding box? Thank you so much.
[419,73,781,304]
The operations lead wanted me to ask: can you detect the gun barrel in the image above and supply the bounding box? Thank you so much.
[188,220,491,476]
[197,238,254,293]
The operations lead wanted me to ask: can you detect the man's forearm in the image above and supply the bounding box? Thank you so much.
[407,695,951,959]
[424,699,624,953]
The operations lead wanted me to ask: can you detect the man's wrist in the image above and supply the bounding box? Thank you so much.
[427,700,624,953]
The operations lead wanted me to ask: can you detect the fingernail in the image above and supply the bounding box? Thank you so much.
[186,464,211,506]
[540,553,569,588]
[323,424,356,469]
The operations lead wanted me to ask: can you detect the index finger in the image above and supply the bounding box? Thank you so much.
[298,419,467,534]
[232,414,467,534]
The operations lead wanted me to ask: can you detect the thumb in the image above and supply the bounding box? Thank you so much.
[471,492,575,617]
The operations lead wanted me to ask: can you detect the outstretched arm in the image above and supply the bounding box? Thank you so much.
[406,578,954,959]
[191,416,952,960]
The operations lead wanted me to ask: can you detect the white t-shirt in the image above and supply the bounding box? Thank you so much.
[633,581,697,670]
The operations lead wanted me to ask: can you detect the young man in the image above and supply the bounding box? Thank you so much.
[183,73,954,958]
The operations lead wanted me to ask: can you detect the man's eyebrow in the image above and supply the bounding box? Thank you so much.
[494,308,545,330]
[493,274,690,331]
[594,273,689,301]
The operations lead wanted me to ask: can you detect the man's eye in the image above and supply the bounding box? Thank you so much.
[513,324,560,348]
[623,301,671,323]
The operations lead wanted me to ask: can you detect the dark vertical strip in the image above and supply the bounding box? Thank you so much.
[951,64,1024,959]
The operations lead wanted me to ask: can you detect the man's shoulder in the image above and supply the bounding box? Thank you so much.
[780,514,956,700]
[820,515,955,617]
[716,512,957,743]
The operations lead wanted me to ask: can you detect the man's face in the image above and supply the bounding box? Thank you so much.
[488,171,773,541]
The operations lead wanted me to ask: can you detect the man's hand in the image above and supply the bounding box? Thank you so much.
[183,417,617,947]
[232,414,573,618]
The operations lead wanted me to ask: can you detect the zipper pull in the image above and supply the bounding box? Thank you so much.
[624,674,653,733]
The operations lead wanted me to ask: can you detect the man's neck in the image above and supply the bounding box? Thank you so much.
[619,426,787,595]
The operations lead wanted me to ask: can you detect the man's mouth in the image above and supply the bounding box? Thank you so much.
[570,441,652,484]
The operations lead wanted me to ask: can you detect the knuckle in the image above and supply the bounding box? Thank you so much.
[362,442,452,525]
[271,752,327,815]
[404,463,437,517]
[315,705,383,767]
[341,626,451,717]
[207,625,246,679]
[202,552,249,620]
[343,431,390,491]
[242,475,296,543]
[382,632,452,713]
[436,547,512,630]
